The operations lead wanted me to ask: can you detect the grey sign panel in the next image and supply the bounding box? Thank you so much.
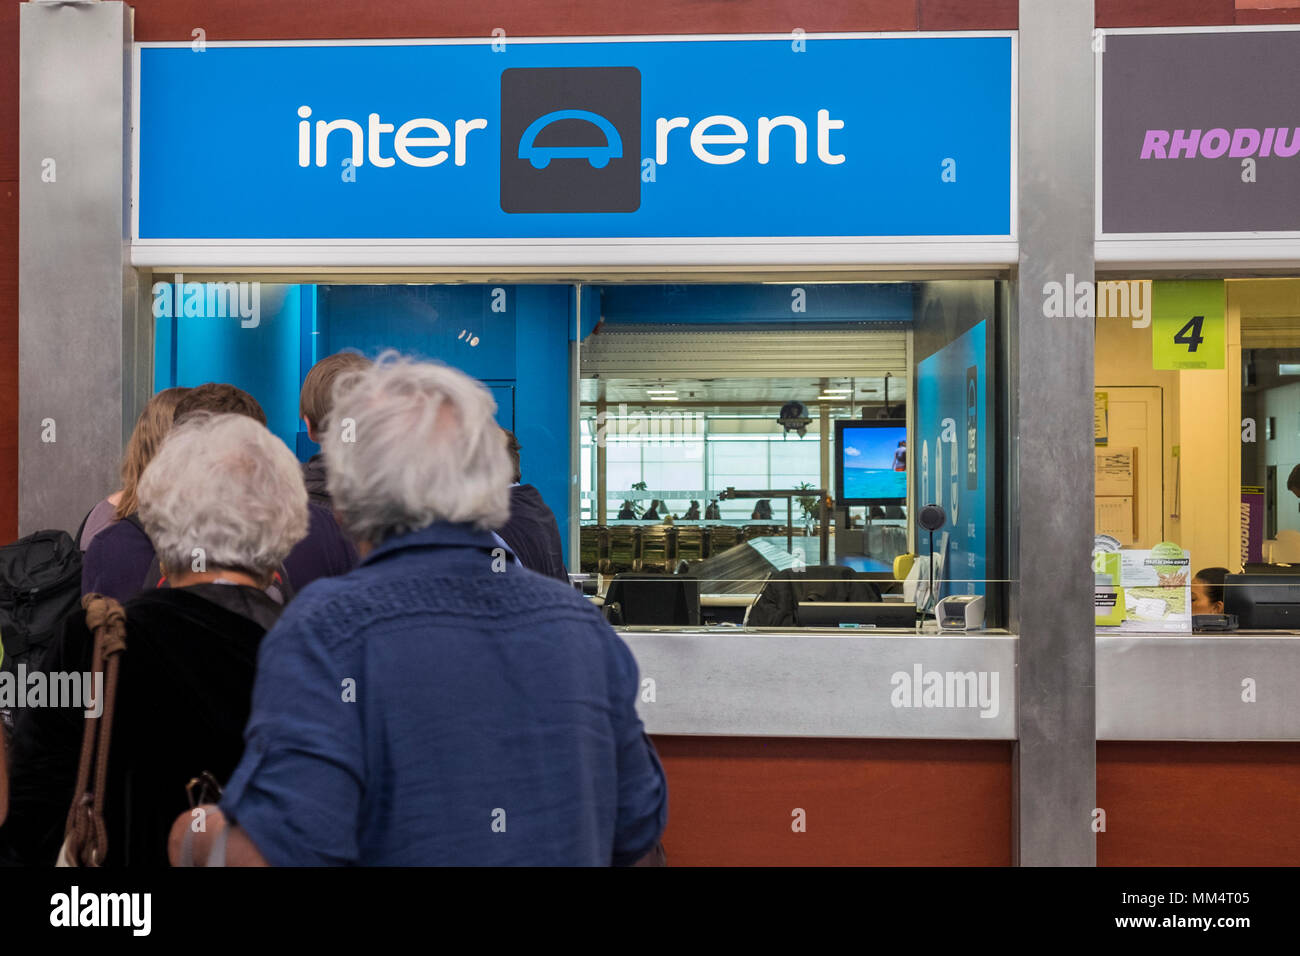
[1101,29,1300,235]
[1097,635,1300,740]
[621,631,1017,739]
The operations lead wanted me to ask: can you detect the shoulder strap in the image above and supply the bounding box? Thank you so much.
[61,593,127,867]
[73,506,95,550]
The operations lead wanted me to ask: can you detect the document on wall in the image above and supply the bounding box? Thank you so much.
[1117,542,1192,633]
[1095,496,1134,546]
[1094,391,1108,446]
[1095,447,1136,496]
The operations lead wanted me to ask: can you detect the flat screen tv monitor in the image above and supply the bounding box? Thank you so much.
[835,419,907,506]
[1224,573,1300,629]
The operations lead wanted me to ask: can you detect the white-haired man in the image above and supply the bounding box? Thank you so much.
[174,355,667,866]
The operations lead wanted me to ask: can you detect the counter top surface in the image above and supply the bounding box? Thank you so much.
[622,631,1017,739]
[616,630,1300,741]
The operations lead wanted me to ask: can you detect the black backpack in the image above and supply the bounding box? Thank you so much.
[0,530,83,678]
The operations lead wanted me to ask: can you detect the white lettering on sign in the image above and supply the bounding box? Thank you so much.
[657,109,844,166]
[298,106,845,171]
[298,106,488,169]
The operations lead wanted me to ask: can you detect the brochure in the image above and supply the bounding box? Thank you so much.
[1117,541,1192,633]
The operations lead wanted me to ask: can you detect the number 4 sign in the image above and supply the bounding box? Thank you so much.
[1152,280,1225,371]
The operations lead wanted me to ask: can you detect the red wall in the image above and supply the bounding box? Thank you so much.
[1098,742,1300,866]
[651,739,1300,865]
[653,736,1013,865]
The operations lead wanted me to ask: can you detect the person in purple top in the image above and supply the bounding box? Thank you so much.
[81,383,357,602]
[172,354,667,866]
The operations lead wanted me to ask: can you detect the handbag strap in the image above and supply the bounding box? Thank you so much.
[62,593,127,867]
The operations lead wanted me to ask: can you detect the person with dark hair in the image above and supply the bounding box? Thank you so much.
[83,383,357,602]
[1192,566,1229,616]
[173,382,269,426]
[495,429,568,582]
[298,351,372,509]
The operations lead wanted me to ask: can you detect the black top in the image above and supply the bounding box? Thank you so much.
[497,484,569,583]
[302,453,331,509]
[0,584,280,867]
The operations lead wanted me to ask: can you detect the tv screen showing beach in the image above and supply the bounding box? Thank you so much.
[840,424,907,502]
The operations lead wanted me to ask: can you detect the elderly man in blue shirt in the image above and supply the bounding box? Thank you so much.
[172,353,667,866]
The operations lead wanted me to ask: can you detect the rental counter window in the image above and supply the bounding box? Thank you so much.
[1092,278,1300,634]
[153,278,1009,634]
[577,280,1007,632]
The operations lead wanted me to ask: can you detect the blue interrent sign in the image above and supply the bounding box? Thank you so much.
[136,35,1013,240]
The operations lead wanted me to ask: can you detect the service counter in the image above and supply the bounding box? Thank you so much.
[623,629,1016,739]
[622,628,1300,864]
[1096,633,1300,741]
[622,629,1300,741]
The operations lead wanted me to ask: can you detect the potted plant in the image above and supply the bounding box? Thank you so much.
[795,482,821,535]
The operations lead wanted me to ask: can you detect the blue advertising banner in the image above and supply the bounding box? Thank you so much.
[135,35,1014,241]
[915,319,990,599]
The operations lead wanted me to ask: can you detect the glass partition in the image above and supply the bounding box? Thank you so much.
[580,280,1007,632]
[1092,277,1300,633]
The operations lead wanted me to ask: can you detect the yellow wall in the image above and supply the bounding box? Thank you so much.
[1094,307,1182,548]
[1176,299,1241,571]
[1094,285,1240,570]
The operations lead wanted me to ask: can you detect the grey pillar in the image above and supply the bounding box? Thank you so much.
[1012,1,1096,864]
[20,1,148,536]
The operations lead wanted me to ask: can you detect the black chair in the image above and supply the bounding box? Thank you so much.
[747,565,882,627]
[602,573,701,627]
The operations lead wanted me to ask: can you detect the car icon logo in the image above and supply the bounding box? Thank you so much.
[518,109,624,170]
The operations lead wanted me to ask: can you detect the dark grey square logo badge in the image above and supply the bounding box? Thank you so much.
[500,66,641,214]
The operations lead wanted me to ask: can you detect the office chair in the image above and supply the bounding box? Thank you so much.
[747,565,882,627]
[602,572,702,627]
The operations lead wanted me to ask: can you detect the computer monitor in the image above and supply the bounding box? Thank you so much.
[796,601,917,629]
[835,420,907,507]
[1224,573,1300,629]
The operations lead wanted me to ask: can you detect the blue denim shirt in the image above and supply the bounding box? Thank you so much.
[220,521,667,865]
